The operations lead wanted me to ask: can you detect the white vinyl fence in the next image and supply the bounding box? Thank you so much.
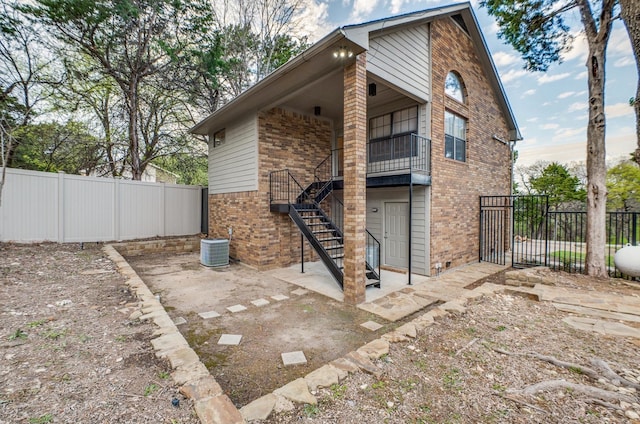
[0,168,202,243]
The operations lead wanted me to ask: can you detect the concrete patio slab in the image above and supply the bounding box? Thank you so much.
[271,294,289,301]
[218,334,243,345]
[227,304,247,313]
[281,351,307,366]
[198,310,221,319]
[251,298,270,307]
[360,321,383,331]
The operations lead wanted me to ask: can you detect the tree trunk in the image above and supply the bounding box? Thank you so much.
[577,0,613,278]
[620,0,640,165]
[127,79,142,181]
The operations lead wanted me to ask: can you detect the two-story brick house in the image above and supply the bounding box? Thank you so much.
[190,2,521,304]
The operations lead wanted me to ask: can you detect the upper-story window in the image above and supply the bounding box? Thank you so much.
[445,72,465,103]
[369,106,418,162]
[445,110,466,162]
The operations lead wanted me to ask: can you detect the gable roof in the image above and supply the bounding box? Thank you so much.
[190,2,521,142]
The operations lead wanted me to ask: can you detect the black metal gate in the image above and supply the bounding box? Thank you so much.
[479,195,549,268]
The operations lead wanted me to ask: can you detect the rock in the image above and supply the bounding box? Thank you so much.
[625,410,640,420]
[344,351,383,378]
[356,339,389,359]
[272,394,295,412]
[395,323,417,338]
[274,378,317,405]
[180,376,223,400]
[129,310,143,320]
[381,331,410,343]
[305,365,340,391]
[330,357,360,375]
[240,393,276,421]
[194,395,244,424]
[171,362,211,386]
[439,301,466,314]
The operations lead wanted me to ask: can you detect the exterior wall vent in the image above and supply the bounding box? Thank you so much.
[200,238,229,267]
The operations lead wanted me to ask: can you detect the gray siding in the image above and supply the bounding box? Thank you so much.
[368,24,430,101]
[208,115,258,194]
[366,186,430,275]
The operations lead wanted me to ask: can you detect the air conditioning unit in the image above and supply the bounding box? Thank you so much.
[200,238,229,267]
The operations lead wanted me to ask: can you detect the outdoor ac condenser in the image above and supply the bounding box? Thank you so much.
[200,238,229,267]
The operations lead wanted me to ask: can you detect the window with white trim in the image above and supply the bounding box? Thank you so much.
[368,106,418,162]
[445,111,466,162]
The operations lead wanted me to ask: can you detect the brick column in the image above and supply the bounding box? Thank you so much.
[343,53,367,305]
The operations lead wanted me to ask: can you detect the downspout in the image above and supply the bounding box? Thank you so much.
[408,135,413,285]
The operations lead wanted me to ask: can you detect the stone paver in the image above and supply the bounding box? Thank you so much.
[281,351,307,366]
[273,378,317,405]
[218,334,242,345]
[194,395,244,424]
[563,317,640,338]
[291,288,309,296]
[360,320,383,331]
[226,304,247,313]
[553,302,640,323]
[357,338,389,359]
[304,365,340,391]
[198,310,221,319]
[240,393,277,421]
[251,298,270,307]
[173,316,187,325]
[271,294,289,301]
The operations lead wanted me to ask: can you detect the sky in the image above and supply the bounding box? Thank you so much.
[294,0,637,167]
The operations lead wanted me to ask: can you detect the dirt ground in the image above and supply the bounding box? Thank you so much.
[2,243,640,424]
[0,243,198,424]
[126,252,395,407]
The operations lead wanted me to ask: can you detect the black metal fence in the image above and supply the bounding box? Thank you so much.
[480,195,639,279]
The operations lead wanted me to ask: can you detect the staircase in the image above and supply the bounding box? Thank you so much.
[269,167,380,290]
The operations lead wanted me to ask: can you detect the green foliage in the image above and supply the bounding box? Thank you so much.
[529,162,586,207]
[28,414,53,424]
[330,383,347,399]
[481,0,574,71]
[8,328,27,340]
[153,153,207,186]
[607,160,640,211]
[303,403,319,417]
[442,368,462,390]
[10,121,101,174]
[143,383,159,396]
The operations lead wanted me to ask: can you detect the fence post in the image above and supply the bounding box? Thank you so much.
[57,171,65,243]
[160,182,166,237]
[114,178,120,241]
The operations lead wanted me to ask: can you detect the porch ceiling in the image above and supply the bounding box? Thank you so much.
[280,74,412,123]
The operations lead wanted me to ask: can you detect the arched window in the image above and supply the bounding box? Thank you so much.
[445,71,465,103]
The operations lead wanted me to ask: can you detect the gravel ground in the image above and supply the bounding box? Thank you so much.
[2,242,639,424]
[0,243,198,424]
[264,272,640,423]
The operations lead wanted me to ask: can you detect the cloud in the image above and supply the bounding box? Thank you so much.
[561,32,588,63]
[349,0,379,22]
[540,123,560,130]
[609,26,632,57]
[537,72,571,84]
[614,56,635,68]
[500,68,528,84]
[553,127,585,141]
[493,51,520,67]
[606,102,634,118]
[389,0,408,14]
[294,0,332,41]
[567,102,586,112]
[557,91,575,99]
[521,89,536,97]
[574,70,587,80]
[526,117,539,123]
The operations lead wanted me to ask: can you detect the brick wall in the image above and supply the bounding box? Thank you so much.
[429,17,512,273]
[112,236,202,257]
[208,108,332,269]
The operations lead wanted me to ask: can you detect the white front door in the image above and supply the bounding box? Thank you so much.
[384,202,409,268]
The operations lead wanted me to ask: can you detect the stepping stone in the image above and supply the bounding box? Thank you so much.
[173,316,187,325]
[271,294,289,301]
[360,321,383,331]
[291,288,309,296]
[251,298,270,307]
[227,304,247,313]
[218,334,242,345]
[198,311,221,319]
[281,351,307,366]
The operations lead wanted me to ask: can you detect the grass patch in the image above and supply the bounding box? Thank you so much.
[29,414,53,424]
[144,383,159,397]
[330,383,347,399]
[549,251,614,267]
[9,329,27,340]
[442,368,462,391]
[303,403,319,417]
